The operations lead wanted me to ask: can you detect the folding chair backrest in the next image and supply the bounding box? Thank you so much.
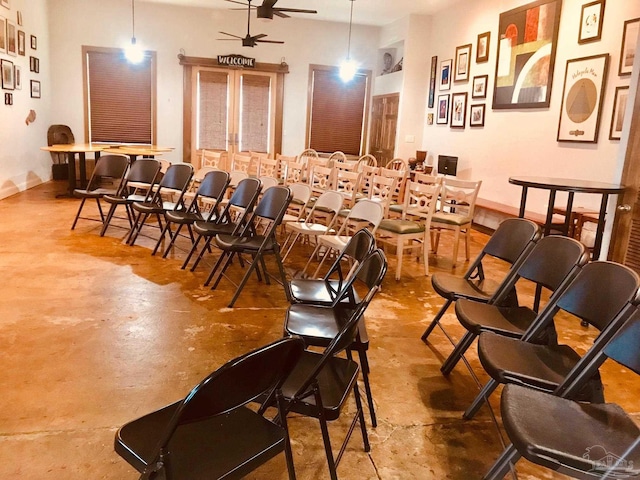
[288,183,312,208]
[87,154,129,191]
[227,177,261,211]
[123,158,161,199]
[157,163,194,192]
[196,170,230,208]
[259,176,279,191]
[341,228,376,263]
[604,309,640,375]
[481,218,541,264]
[252,186,292,223]
[338,199,385,235]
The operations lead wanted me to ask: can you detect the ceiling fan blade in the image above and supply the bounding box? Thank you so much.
[225,0,249,6]
[261,0,279,7]
[273,10,290,18]
[252,33,268,39]
[274,8,317,14]
[256,39,285,44]
[219,31,243,39]
[217,38,241,41]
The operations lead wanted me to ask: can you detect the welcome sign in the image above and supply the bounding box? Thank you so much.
[217,54,256,68]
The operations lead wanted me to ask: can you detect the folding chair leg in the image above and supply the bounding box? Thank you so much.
[127,212,148,246]
[352,348,376,428]
[312,384,339,480]
[440,331,477,375]
[71,198,87,230]
[191,236,214,272]
[420,299,453,342]
[100,203,118,236]
[227,253,263,307]
[153,221,173,256]
[463,378,498,420]
[301,243,322,277]
[182,234,203,269]
[206,250,231,286]
[162,223,184,258]
[313,247,333,278]
[274,250,293,302]
[482,444,521,480]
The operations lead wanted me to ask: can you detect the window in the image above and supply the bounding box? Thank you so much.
[306,65,371,155]
[82,46,156,144]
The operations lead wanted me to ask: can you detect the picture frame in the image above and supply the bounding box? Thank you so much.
[30,34,36,50]
[4,92,12,105]
[454,44,472,82]
[428,55,437,108]
[476,32,490,63]
[578,0,605,44]
[439,59,452,91]
[1,58,14,90]
[619,17,640,76]
[30,79,40,99]
[14,64,20,89]
[29,56,39,73]
[609,86,629,140]
[493,0,562,109]
[1,0,8,9]
[427,113,434,125]
[450,92,468,128]
[470,104,486,127]
[0,16,6,54]
[436,94,450,124]
[557,54,609,143]
[6,19,16,56]
[472,75,488,99]
[17,29,24,55]
[16,10,21,26]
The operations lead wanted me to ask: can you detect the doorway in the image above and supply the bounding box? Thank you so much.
[368,93,399,166]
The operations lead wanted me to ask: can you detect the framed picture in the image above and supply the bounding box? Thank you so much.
[454,44,472,82]
[439,59,452,91]
[579,0,605,44]
[1,0,8,9]
[30,79,40,98]
[428,55,437,108]
[609,86,629,140]
[472,75,488,99]
[16,10,21,26]
[470,104,486,127]
[0,16,6,54]
[619,18,640,76]
[30,34,36,50]
[4,92,12,105]
[436,94,450,124]
[476,32,490,63]
[493,0,562,109]
[427,113,434,125]
[6,19,15,55]
[1,58,14,90]
[450,92,468,128]
[29,56,39,73]
[14,64,20,89]
[17,29,24,55]
[557,54,609,143]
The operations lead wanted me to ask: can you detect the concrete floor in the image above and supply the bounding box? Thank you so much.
[0,181,638,479]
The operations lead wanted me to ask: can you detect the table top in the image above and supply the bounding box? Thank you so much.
[41,143,109,153]
[509,176,625,194]
[103,145,174,156]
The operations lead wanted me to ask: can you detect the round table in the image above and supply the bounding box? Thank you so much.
[509,176,625,259]
[102,145,174,161]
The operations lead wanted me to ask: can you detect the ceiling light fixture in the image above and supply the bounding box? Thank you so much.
[125,0,144,64]
[339,0,358,82]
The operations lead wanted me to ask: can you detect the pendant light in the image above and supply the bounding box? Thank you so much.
[339,0,357,82]
[125,0,144,64]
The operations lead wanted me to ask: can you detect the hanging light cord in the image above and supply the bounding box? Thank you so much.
[346,0,354,60]
[131,0,136,40]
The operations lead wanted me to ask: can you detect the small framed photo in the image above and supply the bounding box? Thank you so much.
[0,16,6,54]
[14,64,20,89]
[436,94,450,124]
[1,0,9,9]
[17,29,24,55]
[6,19,16,55]
[29,56,39,73]
[427,113,434,125]
[619,17,640,76]
[472,75,488,99]
[476,32,490,63]
[439,59,452,91]
[450,92,468,128]
[1,58,14,90]
[16,10,21,26]
[30,79,41,98]
[609,86,629,140]
[4,92,12,105]
[579,0,605,44]
[454,44,472,82]
[30,34,36,50]
[470,104,486,127]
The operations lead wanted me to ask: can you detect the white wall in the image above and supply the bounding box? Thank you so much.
[420,0,640,214]
[0,0,51,199]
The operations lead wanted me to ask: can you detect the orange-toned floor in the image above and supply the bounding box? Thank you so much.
[0,181,637,479]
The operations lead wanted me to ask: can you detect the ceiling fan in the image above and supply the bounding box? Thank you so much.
[225,0,318,20]
[218,0,284,47]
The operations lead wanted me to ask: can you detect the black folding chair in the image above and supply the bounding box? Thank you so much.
[71,154,129,230]
[208,186,293,308]
[115,337,305,480]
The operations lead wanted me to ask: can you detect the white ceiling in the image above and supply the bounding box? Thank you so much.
[140,0,465,26]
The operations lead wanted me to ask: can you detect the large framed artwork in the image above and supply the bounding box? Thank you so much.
[493,0,563,109]
[557,54,609,143]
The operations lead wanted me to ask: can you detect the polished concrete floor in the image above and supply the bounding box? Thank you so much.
[0,181,638,479]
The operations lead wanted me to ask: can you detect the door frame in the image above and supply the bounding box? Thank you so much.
[178,54,288,163]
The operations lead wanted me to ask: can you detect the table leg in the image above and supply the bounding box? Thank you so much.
[592,194,609,260]
[67,152,77,196]
[518,187,528,218]
[562,192,575,236]
[544,190,557,236]
[79,153,87,189]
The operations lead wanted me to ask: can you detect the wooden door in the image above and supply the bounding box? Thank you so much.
[369,94,398,166]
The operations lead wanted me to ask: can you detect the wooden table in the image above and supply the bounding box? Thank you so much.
[102,145,174,161]
[509,176,625,259]
[41,144,109,197]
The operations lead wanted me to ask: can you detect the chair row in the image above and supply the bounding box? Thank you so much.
[421,217,640,479]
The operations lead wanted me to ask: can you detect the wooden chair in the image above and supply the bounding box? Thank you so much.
[357,154,377,169]
[257,157,280,179]
[379,166,409,217]
[282,158,306,185]
[332,168,363,208]
[385,158,408,171]
[231,152,252,175]
[199,149,228,170]
[327,151,347,167]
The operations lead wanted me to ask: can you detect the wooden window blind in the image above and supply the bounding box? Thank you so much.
[83,47,156,144]
[308,66,369,156]
[198,70,229,150]
[240,74,271,153]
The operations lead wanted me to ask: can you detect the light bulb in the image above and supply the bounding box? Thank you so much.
[339,58,357,82]
[125,37,144,64]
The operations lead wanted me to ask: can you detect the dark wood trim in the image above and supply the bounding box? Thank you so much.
[182,64,192,163]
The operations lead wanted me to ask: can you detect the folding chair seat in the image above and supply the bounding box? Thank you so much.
[440,235,589,375]
[276,250,387,480]
[483,311,640,480]
[115,337,305,480]
[285,248,386,429]
[208,186,293,307]
[157,170,230,258]
[127,163,194,250]
[463,261,640,420]
[100,158,162,237]
[420,218,541,343]
[183,177,261,271]
[71,154,129,230]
